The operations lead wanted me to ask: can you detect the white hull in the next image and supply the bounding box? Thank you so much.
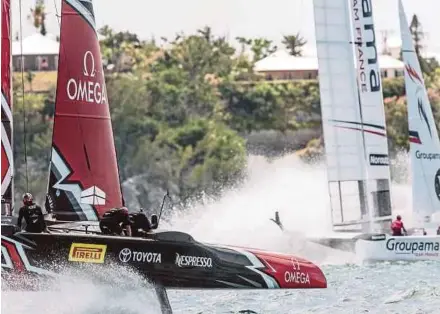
[355,234,440,261]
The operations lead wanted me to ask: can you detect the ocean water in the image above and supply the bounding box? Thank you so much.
[3,154,439,314]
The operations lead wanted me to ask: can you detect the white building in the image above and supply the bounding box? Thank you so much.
[255,50,405,81]
[12,33,59,72]
[383,36,440,63]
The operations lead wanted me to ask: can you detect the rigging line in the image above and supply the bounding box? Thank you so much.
[18,0,29,192]
[53,0,61,25]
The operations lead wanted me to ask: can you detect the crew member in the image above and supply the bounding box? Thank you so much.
[270,211,284,231]
[129,209,152,237]
[437,226,440,235]
[17,193,48,233]
[99,207,132,236]
[391,215,407,236]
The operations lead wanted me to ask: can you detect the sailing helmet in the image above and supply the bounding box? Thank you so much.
[22,193,34,205]
[396,215,402,221]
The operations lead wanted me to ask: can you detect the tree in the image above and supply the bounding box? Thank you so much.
[250,38,277,62]
[28,0,47,36]
[10,25,439,209]
[409,14,430,75]
[26,71,35,92]
[282,33,307,56]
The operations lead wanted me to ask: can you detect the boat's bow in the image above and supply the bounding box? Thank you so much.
[213,245,327,289]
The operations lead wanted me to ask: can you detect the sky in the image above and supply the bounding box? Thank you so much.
[11,0,440,54]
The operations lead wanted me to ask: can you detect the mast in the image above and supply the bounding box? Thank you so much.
[399,0,440,225]
[45,0,123,221]
[348,0,393,231]
[1,0,13,215]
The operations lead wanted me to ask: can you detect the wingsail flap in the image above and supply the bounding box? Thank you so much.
[46,0,123,221]
[399,0,440,221]
[1,0,13,211]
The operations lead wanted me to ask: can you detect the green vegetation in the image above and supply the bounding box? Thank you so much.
[11,21,440,209]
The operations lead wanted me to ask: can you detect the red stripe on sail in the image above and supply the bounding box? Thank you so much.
[334,126,387,137]
[1,0,13,204]
[48,0,122,220]
[1,0,11,105]
[409,137,421,144]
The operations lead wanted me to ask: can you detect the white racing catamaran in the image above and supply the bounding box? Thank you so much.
[309,0,394,252]
[354,0,440,261]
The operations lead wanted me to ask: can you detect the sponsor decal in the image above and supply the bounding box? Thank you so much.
[66,50,107,104]
[371,234,386,241]
[80,185,106,205]
[409,130,422,144]
[118,248,162,264]
[386,238,439,256]
[369,154,389,166]
[175,253,212,268]
[405,64,423,85]
[351,0,380,93]
[417,98,433,138]
[1,236,54,276]
[68,243,107,263]
[435,169,440,201]
[415,151,440,161]
[284,257,310,284]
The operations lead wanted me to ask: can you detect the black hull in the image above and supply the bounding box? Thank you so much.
[1,220,327,290]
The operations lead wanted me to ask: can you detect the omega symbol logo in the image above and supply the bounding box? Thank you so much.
[83,50,96,77]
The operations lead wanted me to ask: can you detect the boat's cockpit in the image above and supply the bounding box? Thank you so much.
[47,220,196,243]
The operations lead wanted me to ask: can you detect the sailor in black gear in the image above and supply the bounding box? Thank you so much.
[270,211,284,231]
[129,209,153,237]
[17,193,48,233]
[99,207,132,236]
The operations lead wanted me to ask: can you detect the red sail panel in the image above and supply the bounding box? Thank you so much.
[46,0,123,221]
[1,0,13,207]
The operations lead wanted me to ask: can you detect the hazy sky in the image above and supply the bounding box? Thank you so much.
[11,0,440,53]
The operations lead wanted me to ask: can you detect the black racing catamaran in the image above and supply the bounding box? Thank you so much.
[1,1,327,313]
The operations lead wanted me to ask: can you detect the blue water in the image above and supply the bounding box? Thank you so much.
[168,261,440,314]
[3,261,439,314]
[4,155,432,314]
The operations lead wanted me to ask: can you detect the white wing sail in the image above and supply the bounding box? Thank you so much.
[313,0,392,231]
[399,0,440,223]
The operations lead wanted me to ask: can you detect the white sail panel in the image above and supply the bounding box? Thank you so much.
[399,0,440,222]
[313,0,371,230]
[314,0,366,182]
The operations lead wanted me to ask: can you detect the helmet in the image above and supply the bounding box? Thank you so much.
[22,193,34,205]
[396,215,402,221]
[120,206,129,215]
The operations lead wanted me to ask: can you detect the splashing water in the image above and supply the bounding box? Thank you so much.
[2,152,413,314]
[164,152,412,264]
[2,263,162,314]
